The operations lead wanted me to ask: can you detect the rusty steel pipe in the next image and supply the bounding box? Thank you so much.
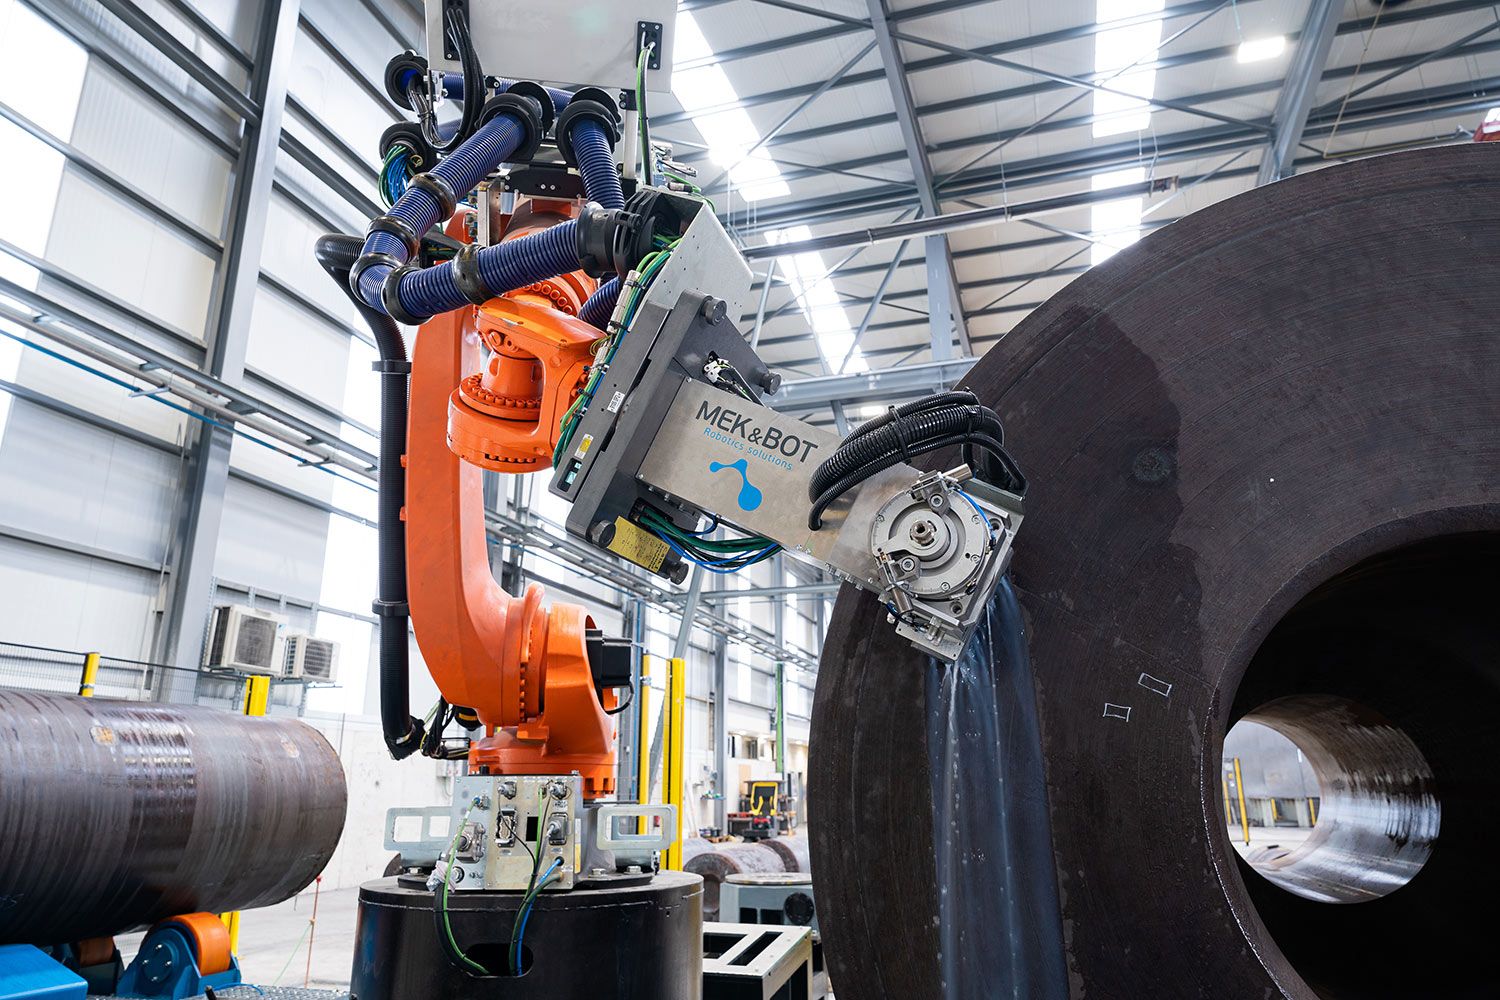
[0,691,347,944]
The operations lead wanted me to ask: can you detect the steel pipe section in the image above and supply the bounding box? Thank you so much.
[811,143,1500,999]
[0,692,347,944]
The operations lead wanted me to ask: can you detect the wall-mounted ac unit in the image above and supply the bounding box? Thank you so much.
[204,605,288,675]
[284,633,340,683]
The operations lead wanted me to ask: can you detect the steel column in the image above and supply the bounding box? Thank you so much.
[712,635,730,836]
[1257,0,1345,185]
[156,0,301,694]
[865,0,969,358]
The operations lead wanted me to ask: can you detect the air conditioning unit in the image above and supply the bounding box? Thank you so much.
[284,633,340,683]
[204,605,288,675]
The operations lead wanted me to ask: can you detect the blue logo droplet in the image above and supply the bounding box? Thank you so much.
[709,458,763,511]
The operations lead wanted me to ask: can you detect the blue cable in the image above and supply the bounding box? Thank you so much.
[651,531,780,575]
[0,330,376,496]
[954,486,999,543]
[515,857,563,971]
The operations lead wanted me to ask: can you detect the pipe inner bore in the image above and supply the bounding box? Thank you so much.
[1224,533,1500,999]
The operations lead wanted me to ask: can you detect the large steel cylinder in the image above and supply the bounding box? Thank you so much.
[350,873,703,999]
[0,691,348,944]
[685,842,784,919]
[812,143,1500,999]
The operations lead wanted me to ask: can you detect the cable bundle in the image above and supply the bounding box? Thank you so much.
[639,509,780,574]
[807,390,1025,529]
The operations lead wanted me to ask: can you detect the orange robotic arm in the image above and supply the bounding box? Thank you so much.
[403,206,623,798]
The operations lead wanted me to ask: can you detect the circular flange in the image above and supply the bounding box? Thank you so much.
[870,491,984,598]
[811,144,1500,1000]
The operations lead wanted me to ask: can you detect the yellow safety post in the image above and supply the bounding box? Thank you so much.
[221,674,271,949]
[1221,775,1234,829]
[1232,757,1251,847]
[664,657,686,871]
[1308,797,1318,827]
[637,657,653,834]
[78,653,100,697]
[1270,798,1279,823]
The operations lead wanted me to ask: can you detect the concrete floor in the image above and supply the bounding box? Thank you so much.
[1227,823,1314,860]
[116,888,363,991]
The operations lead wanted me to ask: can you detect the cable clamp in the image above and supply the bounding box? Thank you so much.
[451,242,491,305]
[372,598,411,618]
[409,171,458,219]
[380,263,432,326]
[367,214,422,257]
[371,359,412,374]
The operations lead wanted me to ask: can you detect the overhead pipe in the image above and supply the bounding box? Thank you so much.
[0,301,372,477]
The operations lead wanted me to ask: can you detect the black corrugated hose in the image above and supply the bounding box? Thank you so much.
[807,390,1026,529]
[315,233,425,760]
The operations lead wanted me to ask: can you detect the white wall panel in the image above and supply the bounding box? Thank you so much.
[11,338,189,444]
[46,169,217,338]
[227,434,338,505]
[71,62,232,236]
[262,192,366,323]
[288,21,392,161]
[0,398,177,564]
[215,476,330,599]
[244,280,351,411]
[0,535,160,656]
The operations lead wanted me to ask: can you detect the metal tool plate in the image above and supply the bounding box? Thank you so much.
[637,380,922,589]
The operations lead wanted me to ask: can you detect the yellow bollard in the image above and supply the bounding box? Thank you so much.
[221,674,271,949]
[1232,757,1250,847]
[664,657,686,871]
[78,653,100,697]
[1308,796,1318,827]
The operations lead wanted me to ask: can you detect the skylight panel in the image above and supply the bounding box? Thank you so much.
[672,11,789,201]
[1092,0,1165,138]
[1090,167,1146,265]
[768,227,868,374]
[1237,36,1287,63]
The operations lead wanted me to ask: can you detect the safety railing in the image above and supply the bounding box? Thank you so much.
[0,641,309,715]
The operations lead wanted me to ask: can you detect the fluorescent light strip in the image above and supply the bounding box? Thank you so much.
[768,225,867,373]
[671,12,789,201]
[1237,35,1287,63]
[1092,0,1165,138]
[1090,167,1146,265]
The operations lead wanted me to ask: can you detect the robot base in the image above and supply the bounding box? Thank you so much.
[350,873,703,999]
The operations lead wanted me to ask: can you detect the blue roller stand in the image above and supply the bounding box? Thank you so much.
[0,944,86,1000]
[116,924,241,1000]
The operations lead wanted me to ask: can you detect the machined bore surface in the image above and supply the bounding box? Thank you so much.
[811,143,1500,999]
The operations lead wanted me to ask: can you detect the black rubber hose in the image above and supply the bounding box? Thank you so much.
[808,395,1026,528]
[315,233,425,761]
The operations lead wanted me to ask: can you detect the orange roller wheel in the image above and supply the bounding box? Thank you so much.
[163,912,233,975]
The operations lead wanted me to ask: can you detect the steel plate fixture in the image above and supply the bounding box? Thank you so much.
[811,143,1500,999]
[0,692,348,944]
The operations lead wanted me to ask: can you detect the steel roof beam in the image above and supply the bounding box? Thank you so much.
[865,0,968,359]
[1257,0,1344,185]
[729,72,1500,234]
[656,0,1253,127]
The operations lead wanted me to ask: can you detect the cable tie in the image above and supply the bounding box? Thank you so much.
[888,405,913,463]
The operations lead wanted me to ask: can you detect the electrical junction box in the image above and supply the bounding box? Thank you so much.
[424,0,677,93]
